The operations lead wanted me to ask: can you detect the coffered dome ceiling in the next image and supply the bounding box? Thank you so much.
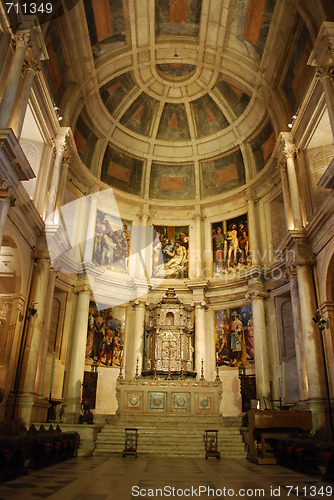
[44,0,314,201]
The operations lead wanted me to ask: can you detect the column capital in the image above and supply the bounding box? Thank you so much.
[283,144,298,160]
[139,206,150,223]
[12,31,31,49]
[132,298,146,308]
[316,65,334,81]
[32,249,50,262]
[286,264,298,279]
[193,300,209,310]
[276,160,287,172]
[75,284,91,295]
[245,187,258,202]
[62,154,72,166]
[245,289,268,301]
[23,58,40,74]
[192,208,203,221]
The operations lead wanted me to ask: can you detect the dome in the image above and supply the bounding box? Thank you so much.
[41,0,314,202]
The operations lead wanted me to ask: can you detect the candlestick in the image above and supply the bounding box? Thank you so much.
[199,358,205,382]
[135,356,140,379]
[215,362,220,382]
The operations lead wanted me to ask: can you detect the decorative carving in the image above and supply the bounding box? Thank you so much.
[62,154,71,166]
[0,302,10,323]
[172,392,190,411]
[12,32,30,49]
[144,288,195,377]
[245,289,267,300]
[276,161,287,172]
[283,145,298,159]
[149,392,166,410]
[23,58,40,74]
[316,65,334,81]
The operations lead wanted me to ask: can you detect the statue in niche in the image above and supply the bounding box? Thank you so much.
[143,288,195,377]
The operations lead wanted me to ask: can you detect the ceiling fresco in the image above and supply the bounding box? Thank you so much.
[155,0,202,38]
[201,151,246,198]
[43,0,317,201]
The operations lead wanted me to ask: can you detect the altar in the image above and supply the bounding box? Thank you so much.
[116,378,222,416]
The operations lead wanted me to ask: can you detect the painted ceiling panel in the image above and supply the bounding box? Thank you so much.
[100,74,136,116]
[155,0,202,37]
[216,79,251,117]
[157,103,190,140]
[83,0,125,52]
[120,93,158,136]
[201,151,246,198]
[157,63,196,78]
[191,95,230,138]
[250,122,276,173]
[101,147,144,196]
[283,18,313,114]
[150,163,195,200]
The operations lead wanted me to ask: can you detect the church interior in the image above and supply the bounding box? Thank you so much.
[0,0,334,493]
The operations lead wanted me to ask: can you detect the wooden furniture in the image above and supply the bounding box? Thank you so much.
[204,429,220,459]
[122,428,138,458]
[247,410,313,464]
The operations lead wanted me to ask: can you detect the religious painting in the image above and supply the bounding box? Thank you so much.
[85,301,126,368]
[152,225,189,279]
[212,214,249,276]
[215,305,254,367]
[93,209,131,273]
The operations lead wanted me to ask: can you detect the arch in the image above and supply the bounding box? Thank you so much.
[166,312,174,326]
[2,221,31,297]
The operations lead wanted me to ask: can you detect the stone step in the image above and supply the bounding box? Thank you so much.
[94,415,246,459]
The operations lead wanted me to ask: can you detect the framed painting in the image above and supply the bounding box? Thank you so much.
[215,305,253,367]
[152,225,189,278]
[93,209,131,273]
[86,301,126,368]
[212,214,249,276]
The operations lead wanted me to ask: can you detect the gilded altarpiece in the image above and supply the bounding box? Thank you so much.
[143,289,195,377]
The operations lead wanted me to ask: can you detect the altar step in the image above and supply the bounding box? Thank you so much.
[94,416,246,459]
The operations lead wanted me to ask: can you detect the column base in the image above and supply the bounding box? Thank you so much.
[299,398,334,440]
[5,392,49,427]
[62,397,83,424]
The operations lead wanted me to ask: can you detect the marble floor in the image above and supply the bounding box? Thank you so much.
[0,456,332,500]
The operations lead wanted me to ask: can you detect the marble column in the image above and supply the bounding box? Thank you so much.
[34,268,56,397]
[194,302,207,379]
[320,302,334,399]
[308,23,334,136]
[277,162,294,231]
[0,188,11,248]
[135,206,150,280]
[295,260,327,400]
[55,154,71,217]
[63,281,91,421]
[83,187,99,264]
[283,144,303,230]
[0,32,30,128]
[127,300,145,379]
[246,189,260,267]
[245,288,270,405]
[317,65,334,137]
[21,250,51,395]
[46,133,69,220]
[289,267,309,402]
[193,210,203,279]
[10,59,40,139]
